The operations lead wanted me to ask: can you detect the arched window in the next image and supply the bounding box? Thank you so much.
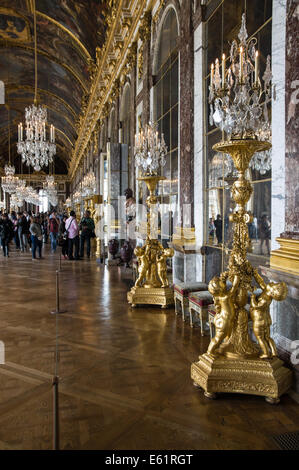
[154,8,179,205]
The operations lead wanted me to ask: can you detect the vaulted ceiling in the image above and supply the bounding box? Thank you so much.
[0,0,110,174]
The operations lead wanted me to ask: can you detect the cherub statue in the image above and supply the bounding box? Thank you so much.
[157,248,174,288]
[250,281,287,359]
[207,273,240,356]
[134,246,149,287]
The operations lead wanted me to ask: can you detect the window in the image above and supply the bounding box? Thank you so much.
[204,1,272,281]
[153,8,179,208]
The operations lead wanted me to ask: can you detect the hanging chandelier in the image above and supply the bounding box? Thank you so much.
[10,193,23,209]
[16,0,56,171]
[1,105,19,194]
[65,197,72,208]
[73,190,82,204]
[209,13,272,142]
[82,170,96,197]
[43,175,58,206]
[134,121,167,175]
[17,109,56,171]
[1,164,19,194]
[24,185,40,206]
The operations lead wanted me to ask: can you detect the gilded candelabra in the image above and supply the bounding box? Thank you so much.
[127,123,174,308]
[191,15,292,403]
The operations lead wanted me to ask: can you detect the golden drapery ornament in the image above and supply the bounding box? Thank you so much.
[191,139,292,404]
[127,175,174,308]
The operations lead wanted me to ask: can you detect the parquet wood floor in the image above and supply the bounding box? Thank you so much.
[0,247,298,450]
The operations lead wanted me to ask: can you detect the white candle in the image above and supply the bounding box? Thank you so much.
[21,123,23,141]
[210,63,214,88]
[222,54,226,88]
[255,50,259,85]
[239,47,243,82]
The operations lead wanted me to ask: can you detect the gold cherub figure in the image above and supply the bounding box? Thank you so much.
[207,273,240,356]
[134,246,149,287]
[250,281,287,359]
[157,248,174,288]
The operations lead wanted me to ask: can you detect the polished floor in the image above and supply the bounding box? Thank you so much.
[0,245,298,450]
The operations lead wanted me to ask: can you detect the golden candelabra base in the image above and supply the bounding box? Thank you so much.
[190,139,292,403]
[191,353,292,404]
[127,286,174,309]
[127,174,174,309]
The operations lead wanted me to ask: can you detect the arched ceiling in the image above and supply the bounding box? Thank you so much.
[0,0,110,175]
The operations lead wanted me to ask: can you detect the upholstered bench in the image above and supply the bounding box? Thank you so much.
[174,282,208,321]
[188,291,214,334]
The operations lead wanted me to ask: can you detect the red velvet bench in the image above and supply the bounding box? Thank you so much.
[188,291,214,334]
[174,282,208,321]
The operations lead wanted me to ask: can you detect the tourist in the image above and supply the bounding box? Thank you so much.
[0,213,13,257]
[48,210,60,253]
[79,210,95,259]
[66,211,80,260]
[58,215,68,259]
[259,214,271,256]
[17,212,29,252]
[214,214,223,245]
[10,211,20,250]
[29,216,43,260]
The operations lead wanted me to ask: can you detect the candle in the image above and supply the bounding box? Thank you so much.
[239,46,243,82]
[210,63,214,88]
[222,54,226,88]
[255,50,259,85]
[20,123,23,141]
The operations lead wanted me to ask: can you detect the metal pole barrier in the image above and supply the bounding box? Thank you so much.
[51,270,67,314]
[52,375,59,450]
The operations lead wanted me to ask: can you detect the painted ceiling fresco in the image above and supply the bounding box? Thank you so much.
[0,0,109,174]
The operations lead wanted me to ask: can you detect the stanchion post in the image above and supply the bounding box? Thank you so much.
[51,270,67,314]
[52,375,59,451]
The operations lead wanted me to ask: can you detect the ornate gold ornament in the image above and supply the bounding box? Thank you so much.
[191,140,292,403]
[127,175,174,308]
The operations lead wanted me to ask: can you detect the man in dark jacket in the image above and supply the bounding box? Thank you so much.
[79,210,95,259]
[0,213,14,257]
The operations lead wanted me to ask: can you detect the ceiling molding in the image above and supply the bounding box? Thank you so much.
[69,0,151,178]
[36,11,92,61]
[6,100,77,132]
[6,84,78,119]
[0,40,89,93]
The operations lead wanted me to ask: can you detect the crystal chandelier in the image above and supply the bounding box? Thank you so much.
[134,121,167,175]
[73,190,82,204]
[16,0,56,172]
[10,193,23,209]
[43,175,58,206]
[82,170,96,197]
[17,108,56,171]
[1,164,19,194]
[209,13,272,143]
[24,185,40,206]
[65,197,72,208]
